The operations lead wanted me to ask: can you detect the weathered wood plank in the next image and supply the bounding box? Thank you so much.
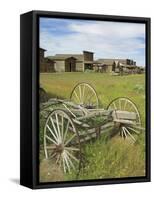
[113,119,136,125]
[112,110,136,120]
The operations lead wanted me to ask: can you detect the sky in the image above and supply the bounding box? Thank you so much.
[40,17,145,66]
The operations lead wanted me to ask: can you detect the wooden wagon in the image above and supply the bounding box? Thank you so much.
[40,83,144,175]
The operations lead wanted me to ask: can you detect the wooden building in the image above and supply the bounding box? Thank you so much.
[40,47,143,74]
[47,55,77,72]
[96,58,137,73]
[47,51,97,72]
[39,48,55,72]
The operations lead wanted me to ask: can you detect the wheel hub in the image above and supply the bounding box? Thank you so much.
[55,144,64,153]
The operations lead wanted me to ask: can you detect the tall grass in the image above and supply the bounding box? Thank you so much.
[40,72,145,181]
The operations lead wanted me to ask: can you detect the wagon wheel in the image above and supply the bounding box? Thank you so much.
[107,97,142,142]
[70,83,99,109]
[44,109,81,175]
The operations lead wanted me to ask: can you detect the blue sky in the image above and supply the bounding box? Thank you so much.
[40,17,145,66]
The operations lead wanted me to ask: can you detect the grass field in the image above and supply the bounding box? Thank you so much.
[39,72,145,182]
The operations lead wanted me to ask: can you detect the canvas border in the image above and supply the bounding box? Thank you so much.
[20,10,151,189]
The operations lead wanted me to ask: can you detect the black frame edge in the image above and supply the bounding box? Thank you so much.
[20,11,33,189]
[145,18,151,181]
[33,10,150,22]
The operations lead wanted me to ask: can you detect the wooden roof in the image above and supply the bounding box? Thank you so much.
[48,54,83,61]
[40,47,46,51]
[83,50,94,54]
[48,55,77,61]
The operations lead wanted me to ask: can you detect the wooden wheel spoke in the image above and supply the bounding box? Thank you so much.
[46,135,58,145]
[127,105,132,112]
[119,99,121,110]
[86,93,94,103]
[65,149,79,163]
[62,156,66,173]
[127,126,140,134]
[122,127,127,138]
[63,151,71,172]
[55,113,62,143]
[78,85,82,103]
[130,125,144,131]
[123,100,127,110]
[82,84,85,103]
[65,150,75,170]
[46,124,58,143]
[46,145,56,149]
[65,147,79,151]
[49,117,60,143]
[83,89,91,103]
[123,127,136,142]
[64,133,76,146]
[63,120,70,142]
[61,115,64,139]
[73,90,80,103]
[113,102,117,110]
[50,152,57,159]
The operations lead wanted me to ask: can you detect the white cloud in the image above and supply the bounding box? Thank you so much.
[40,20,145,66]
[69,21,145,38]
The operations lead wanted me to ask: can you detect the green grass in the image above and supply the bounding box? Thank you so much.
[74,134,145,180]
[40,72,145,181]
